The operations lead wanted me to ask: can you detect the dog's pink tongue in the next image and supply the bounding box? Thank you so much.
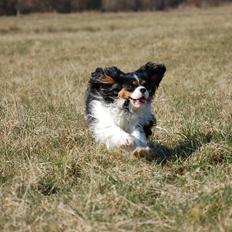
[139,98,146,103]
[132,98,145,107]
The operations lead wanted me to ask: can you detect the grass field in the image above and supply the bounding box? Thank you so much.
[0,5,232,231]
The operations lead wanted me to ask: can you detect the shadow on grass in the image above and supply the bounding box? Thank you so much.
[148,130,214,164]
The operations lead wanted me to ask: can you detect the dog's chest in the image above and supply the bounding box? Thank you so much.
[111,108,139,132]
[90,100,151,133]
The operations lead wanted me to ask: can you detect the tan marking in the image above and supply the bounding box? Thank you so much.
[118,88,131,99]
[132,80,138,86]
[140,80,146,85]
[100,76,115,84]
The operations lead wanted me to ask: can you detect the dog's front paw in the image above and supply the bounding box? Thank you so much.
[133,146,151,158]
[118,134,135,150]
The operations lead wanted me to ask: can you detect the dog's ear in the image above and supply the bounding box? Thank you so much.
[137,62,166,88]
[90,66,123,85]
[144,62,166,88]
[90,67,115,84]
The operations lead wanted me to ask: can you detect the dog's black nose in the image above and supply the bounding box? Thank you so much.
[140,88,146,94]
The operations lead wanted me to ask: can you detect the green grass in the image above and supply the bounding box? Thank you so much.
[0,5,232,231]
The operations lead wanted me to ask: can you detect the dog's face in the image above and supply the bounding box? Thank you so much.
[89,62,166,111]
[118,76,149,109]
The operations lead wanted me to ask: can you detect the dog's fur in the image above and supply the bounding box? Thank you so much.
[85,62,166,156]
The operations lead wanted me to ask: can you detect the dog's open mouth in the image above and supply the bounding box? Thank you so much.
[129,96,147,107]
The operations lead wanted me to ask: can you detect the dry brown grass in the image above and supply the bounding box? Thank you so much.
[0,5,232,232]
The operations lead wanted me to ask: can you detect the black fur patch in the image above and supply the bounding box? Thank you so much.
[143,115,157,138]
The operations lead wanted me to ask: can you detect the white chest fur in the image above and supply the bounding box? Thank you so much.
[88,99,153,150]
[90,100,152,131]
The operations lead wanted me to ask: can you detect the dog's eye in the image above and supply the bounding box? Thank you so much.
[125,81,138,91]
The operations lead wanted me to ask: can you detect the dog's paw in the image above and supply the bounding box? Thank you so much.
[118,134,135,150]
[133,146,151,158]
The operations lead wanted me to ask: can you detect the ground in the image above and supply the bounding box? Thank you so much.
[0,5,231,232]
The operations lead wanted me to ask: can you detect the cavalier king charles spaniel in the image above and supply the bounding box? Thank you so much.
[85,62,166,157]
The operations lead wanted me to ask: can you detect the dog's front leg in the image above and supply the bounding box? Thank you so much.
[92,122,137,150]
[131,127,147,147]
[130,127,151,158]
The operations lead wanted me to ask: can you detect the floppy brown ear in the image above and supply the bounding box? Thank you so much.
[90,66,123,85]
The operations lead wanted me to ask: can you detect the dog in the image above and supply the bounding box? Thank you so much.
[85,62,166,157]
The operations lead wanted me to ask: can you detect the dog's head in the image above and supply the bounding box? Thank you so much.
[89,62,166,111]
